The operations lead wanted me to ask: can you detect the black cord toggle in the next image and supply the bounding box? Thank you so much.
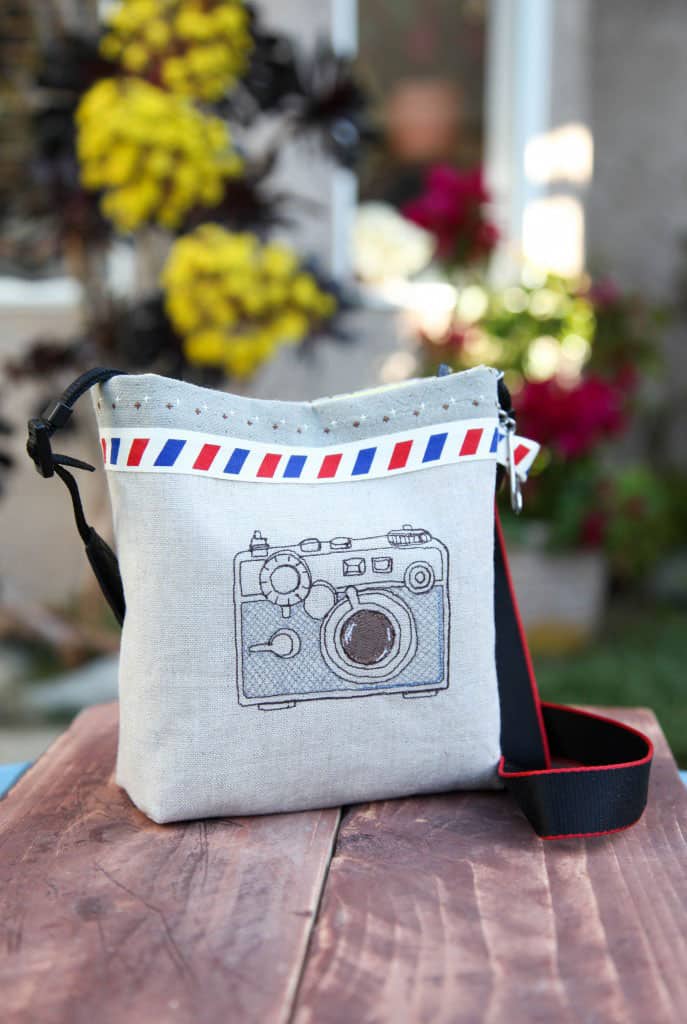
[27,398,76,478]
[27,417,96,478]
[27,394,99,478]
[26,417,56,478]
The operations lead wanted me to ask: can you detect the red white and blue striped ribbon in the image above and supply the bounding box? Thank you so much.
[98,418,539,485]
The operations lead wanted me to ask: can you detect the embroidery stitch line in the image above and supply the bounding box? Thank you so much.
[98,418,539,484]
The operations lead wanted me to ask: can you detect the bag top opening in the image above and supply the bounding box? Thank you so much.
[95,365,501,449]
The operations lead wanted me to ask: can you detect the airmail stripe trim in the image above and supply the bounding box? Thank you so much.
[99,418,540,484]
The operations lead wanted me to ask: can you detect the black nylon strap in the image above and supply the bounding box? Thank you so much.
[494,512,550,769]
[494,511,653,838]
[500,704,653,838]
[26,368,127,625]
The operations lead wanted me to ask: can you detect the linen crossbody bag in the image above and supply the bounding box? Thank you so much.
[27,365,653,838]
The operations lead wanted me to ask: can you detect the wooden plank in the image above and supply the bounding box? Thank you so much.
[293,709,687,1024]
[0,703,340,1024]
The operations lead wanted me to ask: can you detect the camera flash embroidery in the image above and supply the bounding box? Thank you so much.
[233,525,450,710]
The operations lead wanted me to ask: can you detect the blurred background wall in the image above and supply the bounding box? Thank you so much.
[586,0,687,463]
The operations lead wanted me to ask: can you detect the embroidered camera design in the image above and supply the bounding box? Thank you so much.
[233,525,450,709]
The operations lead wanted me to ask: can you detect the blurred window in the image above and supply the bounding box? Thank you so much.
[356,0,486,205]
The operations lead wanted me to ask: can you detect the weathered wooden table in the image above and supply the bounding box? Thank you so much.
[1,704,685,1024]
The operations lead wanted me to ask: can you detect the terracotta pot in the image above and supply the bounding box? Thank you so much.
[385,77,463,163]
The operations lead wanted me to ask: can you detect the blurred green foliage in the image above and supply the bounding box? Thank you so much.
[535,604,687,766]
[537,462,681,581]
[419,272,684,581]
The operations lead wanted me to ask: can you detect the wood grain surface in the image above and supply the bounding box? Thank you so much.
[2,707,685,1024]
[292,709,687,1024]
[0,703,340,1024]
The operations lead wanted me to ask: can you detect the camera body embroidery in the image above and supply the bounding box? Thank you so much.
[233,526,450,709]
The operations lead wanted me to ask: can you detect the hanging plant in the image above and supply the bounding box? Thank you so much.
[100,0,254,101]
[162,224,338,377]
[5,0,370,397]
[76,78,243,232]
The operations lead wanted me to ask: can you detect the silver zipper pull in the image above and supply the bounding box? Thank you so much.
[500,411,523,514]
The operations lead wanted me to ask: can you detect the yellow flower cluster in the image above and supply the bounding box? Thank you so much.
[162,225,338,377]
[76,78,242,232]
[100,0,253,101]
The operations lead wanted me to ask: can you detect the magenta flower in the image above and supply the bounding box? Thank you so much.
[402,164,498,265]
[517,376,627,460]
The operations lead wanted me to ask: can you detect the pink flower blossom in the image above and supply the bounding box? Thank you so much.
[402,164,498,264]
[516,375,627,459]
[586,276,622,310]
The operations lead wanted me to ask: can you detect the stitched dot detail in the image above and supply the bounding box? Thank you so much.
[111,395,493,441]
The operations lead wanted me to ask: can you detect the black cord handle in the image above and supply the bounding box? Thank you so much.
[26,368,127,624]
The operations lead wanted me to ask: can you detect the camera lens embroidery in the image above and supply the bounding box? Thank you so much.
[340,610,395,667]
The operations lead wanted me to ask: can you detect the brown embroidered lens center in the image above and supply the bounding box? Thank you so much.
[340,610,396,666]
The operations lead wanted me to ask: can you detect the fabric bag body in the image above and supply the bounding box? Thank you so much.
[95,366,514,823]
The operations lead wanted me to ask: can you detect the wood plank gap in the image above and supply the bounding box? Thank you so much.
[290,710,687,1024]
[285,806,344,1024]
